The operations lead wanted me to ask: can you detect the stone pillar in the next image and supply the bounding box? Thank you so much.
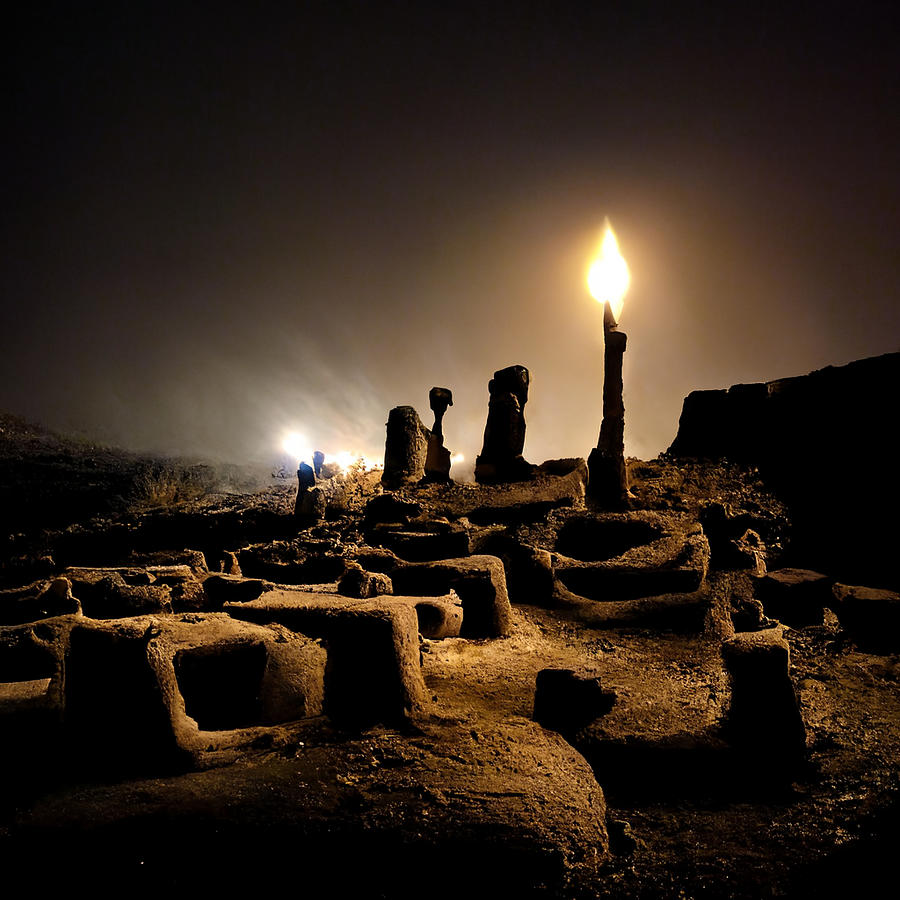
[424,387,453,483]
[475,365,535,483]
[588,302,629,507]
[382,405,429,489]
[295,461,325,519]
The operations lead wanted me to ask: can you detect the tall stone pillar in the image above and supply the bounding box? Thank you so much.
[475,365,536,483]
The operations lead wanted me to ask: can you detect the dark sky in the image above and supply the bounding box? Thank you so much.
[3,2,898,469]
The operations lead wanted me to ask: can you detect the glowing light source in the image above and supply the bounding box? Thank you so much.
[281,431,383,472]
[586,220,630,323]
[283,431,312,463]
[450,452,465,465]
[323,450,384,471]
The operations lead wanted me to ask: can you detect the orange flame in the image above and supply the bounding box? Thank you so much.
[587,221,630,323]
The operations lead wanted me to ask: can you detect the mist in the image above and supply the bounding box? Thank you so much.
[3,4,897,469]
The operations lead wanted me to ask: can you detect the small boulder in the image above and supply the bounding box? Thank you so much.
[338,564,394,599]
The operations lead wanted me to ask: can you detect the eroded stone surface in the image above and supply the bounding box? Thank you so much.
[382,405,430,488]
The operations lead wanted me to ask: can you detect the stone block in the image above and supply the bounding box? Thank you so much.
[755,568,832,626]
[63,613,326,773]
[390,555,512,637]
[721,627,806,769]
[224,591,427,726]
[831,583,900,651]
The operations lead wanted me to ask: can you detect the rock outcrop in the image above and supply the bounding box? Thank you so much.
[668,352,900,591]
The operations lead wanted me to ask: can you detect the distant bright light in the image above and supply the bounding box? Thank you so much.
[282,432,383,471]
[323,450,384,472]
[283,431,312,463]
[587,221,630,323]
[451,452,465,464]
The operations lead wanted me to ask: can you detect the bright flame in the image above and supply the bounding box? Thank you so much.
[586,221,630,322]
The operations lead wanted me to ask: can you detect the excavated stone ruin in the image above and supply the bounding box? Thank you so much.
[3,356,900,896]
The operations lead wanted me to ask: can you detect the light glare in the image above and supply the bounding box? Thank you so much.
[587,221,630,322]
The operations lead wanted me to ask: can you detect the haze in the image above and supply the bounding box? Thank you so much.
[4,4,898,471]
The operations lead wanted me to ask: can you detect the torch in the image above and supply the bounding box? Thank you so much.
[586,220,631,507]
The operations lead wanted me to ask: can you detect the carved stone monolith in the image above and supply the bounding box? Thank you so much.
[475,365,535,483]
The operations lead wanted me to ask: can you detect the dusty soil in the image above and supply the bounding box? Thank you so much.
[1,416,898,896]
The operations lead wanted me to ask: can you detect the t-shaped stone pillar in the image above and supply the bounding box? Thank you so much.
[424,387,453,482]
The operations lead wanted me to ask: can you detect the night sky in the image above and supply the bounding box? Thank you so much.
[4,2,898,471]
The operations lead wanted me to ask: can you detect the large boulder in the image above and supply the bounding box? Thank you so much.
[755,568,832,627]
[830,583,900,651]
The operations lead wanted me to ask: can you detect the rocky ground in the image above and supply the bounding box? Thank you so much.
[1,415,898,897]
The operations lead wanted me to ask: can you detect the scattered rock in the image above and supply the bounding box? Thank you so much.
[295,485,326,520]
